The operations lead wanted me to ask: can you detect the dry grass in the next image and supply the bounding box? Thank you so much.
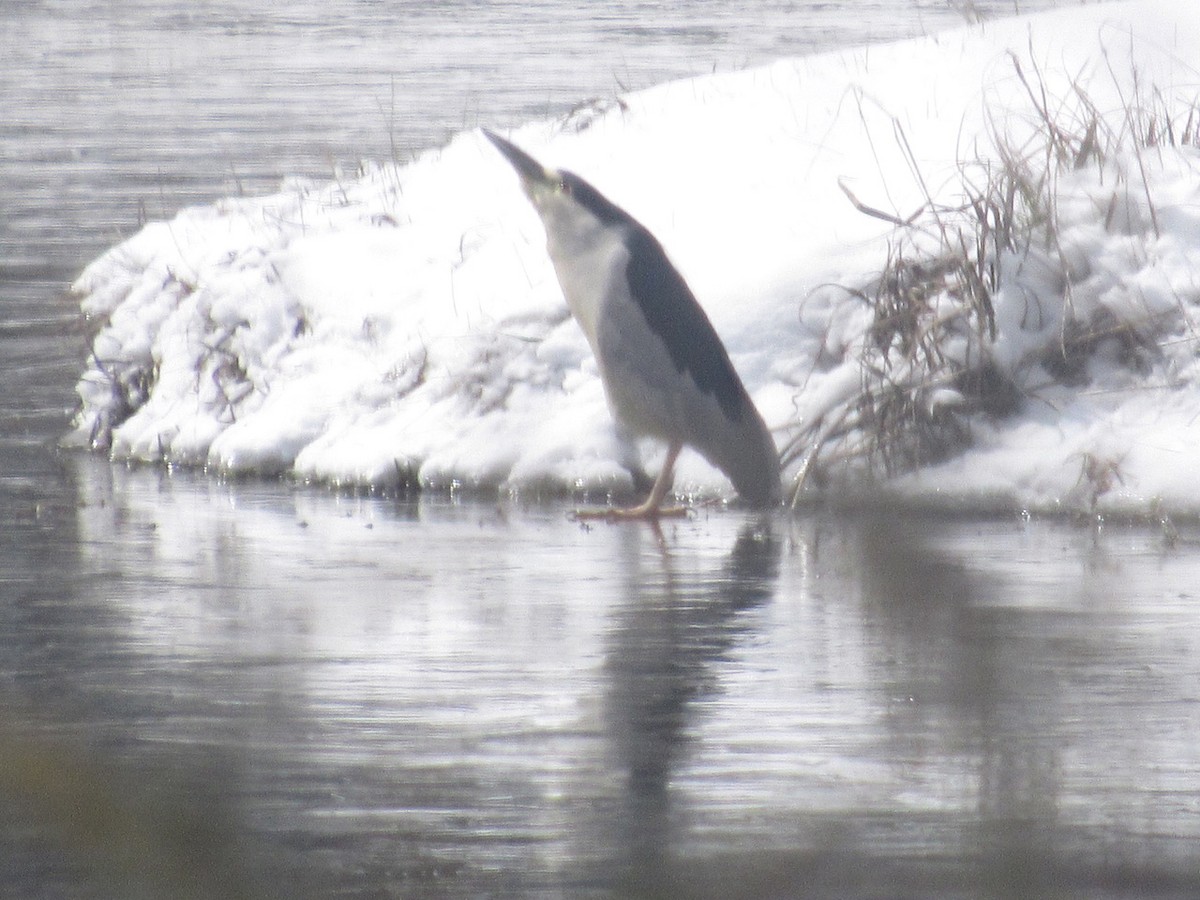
[784,57,1200,504]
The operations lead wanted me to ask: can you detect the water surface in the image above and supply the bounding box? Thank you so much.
[6,458,1200,897]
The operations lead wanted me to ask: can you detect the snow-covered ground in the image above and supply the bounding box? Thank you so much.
[69,1,1200,515]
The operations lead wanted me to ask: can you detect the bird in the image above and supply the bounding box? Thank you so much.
[483,128,780,519]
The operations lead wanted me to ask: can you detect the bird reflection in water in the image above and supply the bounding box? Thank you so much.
[593,519,781,893]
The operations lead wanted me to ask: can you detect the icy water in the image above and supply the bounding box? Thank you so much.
[4,1,1200,897]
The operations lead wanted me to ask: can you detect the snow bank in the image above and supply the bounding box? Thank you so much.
[69,1,1200,514]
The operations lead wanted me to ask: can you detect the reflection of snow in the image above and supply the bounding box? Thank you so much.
[68,458,1200,884]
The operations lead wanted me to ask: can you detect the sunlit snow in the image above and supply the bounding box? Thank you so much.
[69,0,1200,515]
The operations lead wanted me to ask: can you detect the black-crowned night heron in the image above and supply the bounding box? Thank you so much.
[484,129,780,518]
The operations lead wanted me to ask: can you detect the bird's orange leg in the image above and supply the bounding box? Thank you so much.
[572,442,689,522]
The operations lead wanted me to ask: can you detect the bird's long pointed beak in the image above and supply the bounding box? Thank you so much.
[482,128,550,187]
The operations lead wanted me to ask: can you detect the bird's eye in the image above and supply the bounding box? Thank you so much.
[557,179,570,195]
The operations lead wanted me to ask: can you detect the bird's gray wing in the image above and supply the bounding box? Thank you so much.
[622,226,749,423]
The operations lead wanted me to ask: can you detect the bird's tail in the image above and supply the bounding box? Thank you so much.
[710,408,781,508]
